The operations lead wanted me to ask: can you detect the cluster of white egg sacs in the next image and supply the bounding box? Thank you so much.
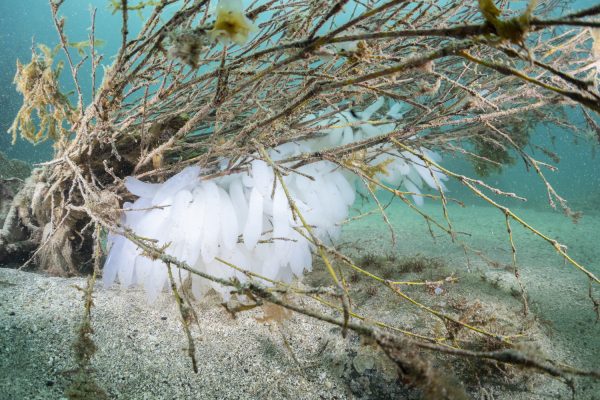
[103,98,447,300]
[298,97,448,205]
[103,159,355,301]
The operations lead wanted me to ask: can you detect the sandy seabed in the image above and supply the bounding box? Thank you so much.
[1,202,599,399]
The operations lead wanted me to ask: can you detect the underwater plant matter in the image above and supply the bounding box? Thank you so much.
[2,0,600,397]
[8,44,76,145]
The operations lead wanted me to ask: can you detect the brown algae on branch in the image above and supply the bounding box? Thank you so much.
[107,0,162,19]
[478,0,538,45]
[8,44,76,145]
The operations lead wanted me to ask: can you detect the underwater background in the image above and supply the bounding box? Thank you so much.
[0,1,599,399]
